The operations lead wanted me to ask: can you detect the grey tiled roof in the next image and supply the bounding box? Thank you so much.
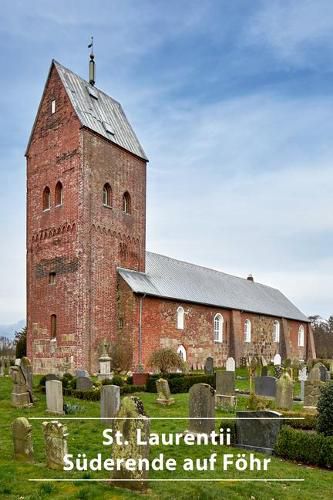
[118,252,309,322]
[54,60,148,160]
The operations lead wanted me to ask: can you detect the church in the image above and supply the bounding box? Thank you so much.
[26,58,316,374]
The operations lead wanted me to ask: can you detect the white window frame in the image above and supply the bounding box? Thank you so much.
[298,325,305,347]
[176,306,185,330]
[177,345,186,362]
[244,319,251,343]
[273,320,280,343]
[51,99,56,114]
[214,313,223,343]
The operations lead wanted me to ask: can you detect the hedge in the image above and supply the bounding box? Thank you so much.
[275,426,333,468]
[280,411,317,430]
[63,384,143,401]
[145,373,215,393]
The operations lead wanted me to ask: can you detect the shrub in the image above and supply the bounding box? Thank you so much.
[126,375,133,385]
[149,348,185,375]
[275,426,333,468]
[15,326,27,358]
[280,411,317,430]
[109,339,133,374]
[247,394,275,410]
[101,378,113,386]
[39,375,47,388]
[145,373,215,393]
[121,385,143,394]
[111,375,124,387]
[62,373,74,389]
[317,382,333,436]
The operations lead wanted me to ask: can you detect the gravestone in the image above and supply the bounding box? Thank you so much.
[156,378,175,405]
[76,376,93,391]
[215,371,236,409]
[273,354,281,366]
[75,369,89,378]
[314,362,330,382]
[298,366,308,400]
[20,357,33,398]
[304,365,324,407]
[10,363,33,408]
[111,396,150,491]
[98,343,112,380]
[276,372,293,410]
[204,357,214,375]
[226,357,235,372]
[254,376,277,398]
[43,421,68,470]
[46,380,64,414]
[0,359,4,376]
[187,383,215,435]
[101,385,120,425]
[12,417,34,462]
[236,410,282,454]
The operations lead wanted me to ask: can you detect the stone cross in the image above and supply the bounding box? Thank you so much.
[43,421,68,470]
[156,378,175,405]
[101,385,120,425]
[111,396,150,491]
[276,372,293,410]
[46,380,64,414]
[187,383,215,435]
[226,357,235,372]
[12,417,34,462]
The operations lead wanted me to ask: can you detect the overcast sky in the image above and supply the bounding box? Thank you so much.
[0,0,332,324]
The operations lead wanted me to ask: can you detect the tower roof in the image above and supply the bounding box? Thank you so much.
[27,60,148,161]
[118,252,309,322]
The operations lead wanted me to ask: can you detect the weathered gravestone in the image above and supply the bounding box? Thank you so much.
[276,372,293,410]
[0,359,4,376]
[101,385,120,425]
[21,357,33,398]
[314,362,330,382]
[215,371,236,408]
[304,365,324,407]
[12,417,34,462]
[10,362,33,408]
[236,410,282,454]
[273,354,281,366]
[111,396,150,491]
[204,357,214,375]
[226,357,235,372]
[43,421,68,470]
[46,380,64,414]
[254,376,277,399]
[76,376,93,391]
[187,383,215,436]
[156,378,175,405]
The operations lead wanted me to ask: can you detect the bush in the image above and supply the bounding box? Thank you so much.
[280,411,317,430]
[146,373,215,393]
[121,385,143,394]
[111,375,124,387]
[101,378,113,386]
[317,382,333,436]
[62,373,74,389]
[275,426,333,468]
[247,394,275,410]
[39,375,47,388]
[149,348,185,375]
[219,419,236,445]
[126,375,133,385]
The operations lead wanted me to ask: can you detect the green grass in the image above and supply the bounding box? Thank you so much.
[0,376,331,500]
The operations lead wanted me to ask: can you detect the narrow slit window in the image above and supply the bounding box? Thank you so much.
[43,186,51,211]
[177,306,185,330]
[51,99,56,114]
[51,314,57,339]
[214,314,224,343]
[103,183,112,207]
[122,191,131,214]
[244,319,251,343]
[298,325,305,347]
[55,181,63,206]
[49,272,56,285]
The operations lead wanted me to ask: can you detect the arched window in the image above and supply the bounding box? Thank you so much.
[43,186,51,211]
[177,345,187,362]
[298,325,305,347]
[244,319,251,343]
[55,181,63,206]
[51,314,57,339]
[177,306,185,330]
[273,320,280,343]
[122,191,131,214]
[214,313,224,342]
[103,183,112,207]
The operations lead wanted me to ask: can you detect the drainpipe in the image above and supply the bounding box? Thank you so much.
[138,294,146,371]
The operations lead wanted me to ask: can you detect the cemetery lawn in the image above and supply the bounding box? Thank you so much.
[0,377,331,500]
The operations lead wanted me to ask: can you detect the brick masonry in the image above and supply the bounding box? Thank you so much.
[27,61,315,374]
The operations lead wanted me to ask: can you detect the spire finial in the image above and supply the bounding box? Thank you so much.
[88,36,95,86]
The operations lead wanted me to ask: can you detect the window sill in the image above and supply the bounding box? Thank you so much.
[43,208,50,212]
[55,203,63,208]
[214,340,223,344]
[103,204,113,209]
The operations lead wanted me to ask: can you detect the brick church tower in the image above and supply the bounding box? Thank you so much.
[26,59,148,374]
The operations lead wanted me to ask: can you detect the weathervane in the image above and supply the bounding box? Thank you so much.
[88,36,95,86]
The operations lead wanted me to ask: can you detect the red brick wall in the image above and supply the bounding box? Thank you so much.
[26,64,82,374]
